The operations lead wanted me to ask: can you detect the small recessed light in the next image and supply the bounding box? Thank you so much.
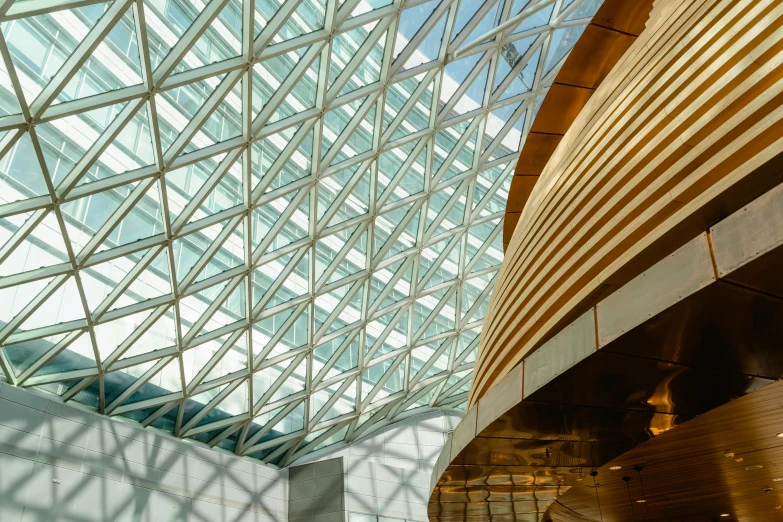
[636,499,647,503]
[773,478,783,482]
[609,465,622,470]
[764,488,774,493]
[735,457,744,463]
[777,432,783,438]
[720,515,730,518]
[747,465,764,470]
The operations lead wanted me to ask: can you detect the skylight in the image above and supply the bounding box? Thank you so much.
[0,0,600,466]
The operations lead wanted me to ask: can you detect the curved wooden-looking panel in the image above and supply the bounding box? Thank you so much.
[428,177,783,521]
[503,0,654,250]
[474,0,783,404]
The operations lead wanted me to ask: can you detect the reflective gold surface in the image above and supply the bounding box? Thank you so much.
[550,378,783,521]
[431,2,783,520]
[503,0,653,248]
[481,0,783,403]
[429,160,783,521]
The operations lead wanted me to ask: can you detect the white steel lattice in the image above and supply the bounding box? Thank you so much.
[0,0,600,466]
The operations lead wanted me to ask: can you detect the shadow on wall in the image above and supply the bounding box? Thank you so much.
[305,412,460,522]
[0,383,288,522]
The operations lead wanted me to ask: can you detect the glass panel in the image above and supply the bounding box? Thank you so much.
[0,0,603,462]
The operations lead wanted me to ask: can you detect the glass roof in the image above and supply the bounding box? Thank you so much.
[0,0,600,466]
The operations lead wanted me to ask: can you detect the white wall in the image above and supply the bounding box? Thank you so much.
[0,383,288,522]
[307,412,460,522]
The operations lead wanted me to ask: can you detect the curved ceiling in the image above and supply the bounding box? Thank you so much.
[0,0,600,466]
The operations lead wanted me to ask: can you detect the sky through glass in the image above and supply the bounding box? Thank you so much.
[0,0,601,466]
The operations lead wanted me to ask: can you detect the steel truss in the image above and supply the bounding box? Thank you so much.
[0,0,599,466]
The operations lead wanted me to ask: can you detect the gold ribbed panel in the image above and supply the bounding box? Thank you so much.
[472,0,783,404]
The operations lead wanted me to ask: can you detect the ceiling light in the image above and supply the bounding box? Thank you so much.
[609,466,622,470]
[777,433,783,438]
[773,478,783,482]
[720,515,730,518]
[636,499,647,503]
[746,465,763,470]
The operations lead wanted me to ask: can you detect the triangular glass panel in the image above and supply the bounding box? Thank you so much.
[433,118,472,173]
[567,0,603,21]
[61,181,133,253]
[252,48,310,120]
[444,62,488,121]
[461,272,492,319]
[423,237,461,290]
[322,97,364,158]
[38,101,129,187]
[377,142,412,200]
[254,0,285,38]
[441,52,483,105]
[371,356,405,402]
[2,3,106,104]
[276,0,326,41]
[498,44,541,101]
[463,1,501,47]
[83,104,156,186]
[19,331,96,378]
[390,80,433,142]
[373,203,419,260]
[422,290,456,340]
[20,276,86,332]
[383,74,424,134]
[117,306,177,361]
[253,304,308,360]
[127,357,182,404]
[365,310,408,361]
[0,133,48,204]
[394,0,439,60]
[251,189,309,254]
[451,0,486,41]
[183,76,243,155]
[403,10,447,70]
[329,21,379,91]
[379,264,412,311]
[331,103,375,166]
[512,2,555,34]
[0,212,68,278]
[179,1,242,72]
[340,30,386,96]
[350,0,393,17]
[388,144,426,203]
[327,228,368,285]
[327,168,371,229]
[155,73,225,153]
[252,125,313,192]
[410,338,449,380]
[0,49,21,115]
[58,4,142,104]
[272,54,320,124]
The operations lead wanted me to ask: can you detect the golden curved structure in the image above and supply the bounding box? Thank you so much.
[426,1,783,520]
[503,0,653,249]
[474,0,783,403]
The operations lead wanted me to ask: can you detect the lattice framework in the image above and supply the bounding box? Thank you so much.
[0,0,599,465]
